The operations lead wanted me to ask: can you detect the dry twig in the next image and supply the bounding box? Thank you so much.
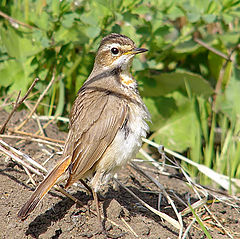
[0,135,63,148]
[182,218,196,239]
[130,162,183,238]
[24,101,45,136]
[120,217,139,238]
[194,38,230,61]
[113,177,181,230]
[0,78,39,134]
[0,10,34,29]
[15,72,56,131]
[8,129,65,144]
[0,140,42,176]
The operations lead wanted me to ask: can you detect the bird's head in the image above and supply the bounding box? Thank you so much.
[94,33,148,71]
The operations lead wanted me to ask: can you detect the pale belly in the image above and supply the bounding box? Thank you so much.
[91,101,150,191]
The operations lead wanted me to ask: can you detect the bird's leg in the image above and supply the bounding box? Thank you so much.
[93,190,103,231]
[79,180,102,228]
[92,188,126,238]
[80,179,93,197]
[93,190,126,238]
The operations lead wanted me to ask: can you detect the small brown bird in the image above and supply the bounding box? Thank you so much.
[18,33,151,224]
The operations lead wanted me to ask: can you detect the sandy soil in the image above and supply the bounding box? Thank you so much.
[0,110,239,239]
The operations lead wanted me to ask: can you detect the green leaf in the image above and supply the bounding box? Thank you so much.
[121,25,136,41]
[54,26,89,44]
[132,4,150,15]
[222,61,233,90]
[219,32,240,47]
[222,13,233,23]
[136,26,152,36]
[216,68,240,122]
[30,11,50,30]
[0,60,18,87]
[140,71,213,98]
[32,30,50,48]
[54,78,65,116]
[133,58,145,71]
[175,40,199,53]
[1,27,43,58]
[51,0,61,16]
[0,57,36,95]
[202,14,216,23]
[91,1,112,17]
[94,0,115,11]
[149,93,196,152]
[187,12,201,22]
[62,13,78,28]
[154,25,172,38]
[188,203,213,239]
[80,12,98,26]
[143,96,178,131]
[208,43,226,82]
[167,6,184,20]
[85,26,101,39]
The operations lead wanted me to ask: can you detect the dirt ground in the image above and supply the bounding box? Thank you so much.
[0,110,239,239]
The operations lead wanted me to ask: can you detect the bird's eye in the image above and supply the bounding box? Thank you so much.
[111,47,119,55]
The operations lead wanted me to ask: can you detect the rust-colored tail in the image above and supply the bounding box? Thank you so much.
[18,156,71,219]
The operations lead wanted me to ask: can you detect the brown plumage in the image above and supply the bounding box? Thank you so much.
[18,33,151,223]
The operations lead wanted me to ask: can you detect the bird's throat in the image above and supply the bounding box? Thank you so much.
[119,72,136,88]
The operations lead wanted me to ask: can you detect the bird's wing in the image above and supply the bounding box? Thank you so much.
[63,86,128,186]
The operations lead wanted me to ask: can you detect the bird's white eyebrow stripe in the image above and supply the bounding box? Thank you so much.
[101,43,121,51]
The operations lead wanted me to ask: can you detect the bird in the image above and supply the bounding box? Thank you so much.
[18,33,151,227]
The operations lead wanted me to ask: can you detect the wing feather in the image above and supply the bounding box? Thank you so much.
[63,87,128,187]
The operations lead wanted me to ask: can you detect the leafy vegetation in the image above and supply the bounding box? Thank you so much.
[0,0,240,188]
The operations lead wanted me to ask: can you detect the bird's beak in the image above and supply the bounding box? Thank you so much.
[124,48,148,55]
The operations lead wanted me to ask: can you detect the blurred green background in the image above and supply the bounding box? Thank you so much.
[0,0,240,186]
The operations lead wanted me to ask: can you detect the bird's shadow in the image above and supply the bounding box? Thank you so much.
[25,190,91,239]
[102,185,181,237]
